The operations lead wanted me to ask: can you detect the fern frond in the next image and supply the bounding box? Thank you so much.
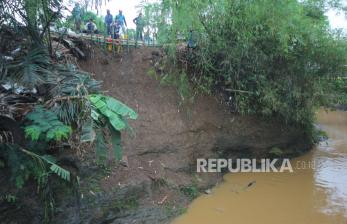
[46,125,72,141]
[24,105,71,142]
[24,125,42,141]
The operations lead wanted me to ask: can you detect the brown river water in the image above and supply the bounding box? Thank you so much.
[174,110,347,224]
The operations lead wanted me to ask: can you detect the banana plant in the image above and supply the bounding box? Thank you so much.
[87,94,138,161]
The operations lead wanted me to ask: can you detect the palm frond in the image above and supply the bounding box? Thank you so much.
[49,163,70,181]
[47,65,102,124]
[19,147,71,182]
[7,46,52,88]
[0,89,36,119]
[0,56,8,81]
[49,64,102,96]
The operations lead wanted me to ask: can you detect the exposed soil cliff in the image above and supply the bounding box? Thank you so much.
[67,47,309,223]
[0,46,311,224]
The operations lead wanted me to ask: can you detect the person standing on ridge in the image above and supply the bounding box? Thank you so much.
[113,19,121,39]
[115,10,127,35]
[105,9,113,36]
[144,29,150,44]
[72,3,82,33]
[133,13,145,41]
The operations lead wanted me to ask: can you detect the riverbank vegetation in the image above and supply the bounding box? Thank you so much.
[144,0,347,134]
[0,0,137,221]
[1,0,347,222]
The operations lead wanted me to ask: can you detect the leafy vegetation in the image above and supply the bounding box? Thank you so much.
[88,94,138,161]
[1,0,347,222]
[143,0,347,136]
[24,106,72,141]
[180,185,199,201]
[0,0,138,222]
[62,9,106,34]
[148,68,194,105]
[0,44,137,195]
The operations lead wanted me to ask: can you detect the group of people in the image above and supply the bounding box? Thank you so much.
[104,9,144,41]
[104,9,127,39]
[80,9,127,37]
[72,3,145,41]
[71,3,100,34]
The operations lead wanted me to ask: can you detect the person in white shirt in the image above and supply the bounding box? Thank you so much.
[83,18,99,34]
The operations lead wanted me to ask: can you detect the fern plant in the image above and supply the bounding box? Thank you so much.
[24,105,72,141]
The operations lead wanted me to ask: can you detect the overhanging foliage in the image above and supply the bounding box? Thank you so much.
[144,0,347,131]
[0,1,138,221]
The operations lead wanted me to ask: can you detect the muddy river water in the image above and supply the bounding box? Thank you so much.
[174,110,347,224]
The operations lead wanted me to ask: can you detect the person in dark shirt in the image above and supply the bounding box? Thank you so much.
[72,3,82,33]
[105,9,113,36]
[133,13,144,41]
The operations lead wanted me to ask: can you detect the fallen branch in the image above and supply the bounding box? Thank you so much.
[158,195,168,205]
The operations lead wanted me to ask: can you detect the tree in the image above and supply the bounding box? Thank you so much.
[145,0,347,134]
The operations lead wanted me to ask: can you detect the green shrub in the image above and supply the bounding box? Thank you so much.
[146,0,347,135]
[24,106,72,141]
[180,185,199,201]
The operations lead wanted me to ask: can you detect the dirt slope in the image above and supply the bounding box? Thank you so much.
[0,46,310,224]
[0,45,311,224]
[51,46,311,224]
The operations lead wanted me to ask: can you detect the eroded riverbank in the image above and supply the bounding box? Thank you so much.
[174,109,347,224]
[0,48,313,224]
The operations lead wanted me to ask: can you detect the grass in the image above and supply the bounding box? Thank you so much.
[179,185,199,201]
[163,202,188,218]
